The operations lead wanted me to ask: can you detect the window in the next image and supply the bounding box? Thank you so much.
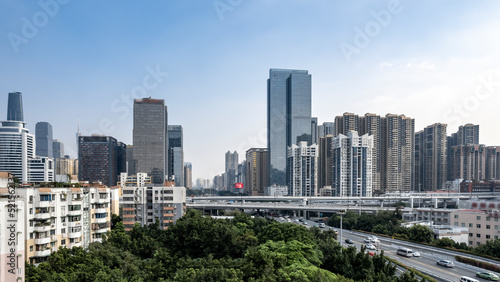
[454,215,458,219]
[29,208,33,214]
[486,217,491,221]
[461,223,465,227]
[486,235,490,239]
[477,242,481,246]
[454,222,458,226]
[30,233,33,239]
[495,225,499,230]
[61,239,66,245]
[30,246,33,252]
[495,236,499,240]
[469,241,473,245]
[477,216,481,220]
[476,234,481,238]
[486,225,490,229]
[30,221,33,227]
[469,223,473,227]
[469,233,473,237]
[61,228,65,233]
[476,224,481,228]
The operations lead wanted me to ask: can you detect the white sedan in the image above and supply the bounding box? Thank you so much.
[365,244,377,250]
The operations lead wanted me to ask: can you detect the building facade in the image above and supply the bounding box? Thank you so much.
[78,135,125,187]
[7,92,24,121]
[268,69,312,187]
[245,148,268,195]
[35,122,53,158]
[449,144,486,181]
[167,125,183,186]
[0,121,35,183]
[287,142,318,197]
[121,186,186,231]
[332,131,373,197]
[414,123,447,191]
[52,140,64,159]
[133,98,168,184]
[317,135,333,190]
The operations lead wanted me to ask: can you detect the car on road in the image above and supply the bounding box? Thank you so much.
[313,224,320,228]
[436,260,454,268]
[365,244,376,250]
[319,223,326,228]
[412,251,421,257]
[476,272,500,281]
[303,221,308,225]
[345,239,354,244]
[364,238,374,243]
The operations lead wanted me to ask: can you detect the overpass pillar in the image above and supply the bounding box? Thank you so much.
[242,200,245,204]
[410,197,414,209]
[380,200,384,208]
[433,198,438,208]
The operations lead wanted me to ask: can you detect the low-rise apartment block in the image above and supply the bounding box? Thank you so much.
[122,186,186,231]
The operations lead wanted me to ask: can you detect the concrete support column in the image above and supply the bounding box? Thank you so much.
[433,198,438,208]
[410,197,414,209]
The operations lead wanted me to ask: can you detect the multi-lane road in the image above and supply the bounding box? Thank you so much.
[274,216,500,282]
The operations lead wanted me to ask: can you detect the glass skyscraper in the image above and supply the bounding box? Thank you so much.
[133,98,168,184]
[35,121,54,158]
[267,69,312,186]
[7,92,24,121]
[167,125,183,186]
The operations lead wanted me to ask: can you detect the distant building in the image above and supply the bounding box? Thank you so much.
[311,117,318,145]
[0,121,35,183]
[78,135,126,187]
[121,186,186,231]
[265,185,288,196]
[184,163,192,190]
[35,122,53,158]
[414,123,447,191]
[52,139,64,159]
[55,158,78,176]
[449,144,486,181]
[27,157,54,182]
[245,148,268,195]
[318,135,333,190]
[485,146,500,180]
[225,151,238,191]
[287,142,318,197]
[133,98,168,184]
[7,92,23,121]
[167,125,183,186]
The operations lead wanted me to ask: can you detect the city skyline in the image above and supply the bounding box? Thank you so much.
[2,1,500,181]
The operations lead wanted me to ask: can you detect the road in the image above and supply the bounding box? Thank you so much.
[273,216,500,282]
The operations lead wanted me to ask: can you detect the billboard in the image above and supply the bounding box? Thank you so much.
[235,183,243,189]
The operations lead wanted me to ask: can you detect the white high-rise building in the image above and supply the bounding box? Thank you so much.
[287,142,318,197]
[333,131,373,197]
[0,121,35,183]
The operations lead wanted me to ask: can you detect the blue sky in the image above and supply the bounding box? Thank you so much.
[2,1,500,182]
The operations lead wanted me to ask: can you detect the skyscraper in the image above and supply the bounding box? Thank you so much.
[7,92,23,121]
[52,139,64,159]
[133,98,168,184]
[167,125,183,186]
[35,122,53,158]
[414,123,447,191]
[245,148,268,196]
[332,131,373,197]
[78,135,125,187]
[318,135,333,190]
[225,151,238,190]
[311,117,318,145]
[0,121,34,182]
[287,142,318,197]
[267,68,312,186]
[184,162,192,190]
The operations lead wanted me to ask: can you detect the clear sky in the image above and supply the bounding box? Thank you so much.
[1,1,500,182]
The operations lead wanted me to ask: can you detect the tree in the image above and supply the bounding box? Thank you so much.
[408,225,433,243]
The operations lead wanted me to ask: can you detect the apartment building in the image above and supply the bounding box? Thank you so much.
[122,186,186,231]
[405,207,500,246]
[0,172,25,281]
[16,186,112,264]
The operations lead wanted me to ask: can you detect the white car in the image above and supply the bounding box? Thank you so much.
[412,251,421,257]
[365,244,377,250]
[364,238,374,243]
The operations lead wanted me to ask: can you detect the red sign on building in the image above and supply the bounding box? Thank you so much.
[235,183,243,189]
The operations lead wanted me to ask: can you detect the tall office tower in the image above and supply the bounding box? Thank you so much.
[52,139,64,159]
[0,121,34,182]
[485,146,500,180]
[78,135,125,187]
[171,147,184,186]
[414,123,447,191]
[126,145,135,175]
[133,98,168,184]
[237,162,246,186]
[225,150,238,189]
[167,125,183,185]
[267,69,312,186]
[334,112,359,136]
[332,131,373,197]
[318,135,333,190]
[449,144,486,181]
[380,114,415,193]
[245,148,268,195]
[7,92,24,121]
[287,142,318,197]
[184,162,192,189]
[117,141,127,180]
[35,122,54,158]
[311,117,318,145]
[457,124,479,145]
